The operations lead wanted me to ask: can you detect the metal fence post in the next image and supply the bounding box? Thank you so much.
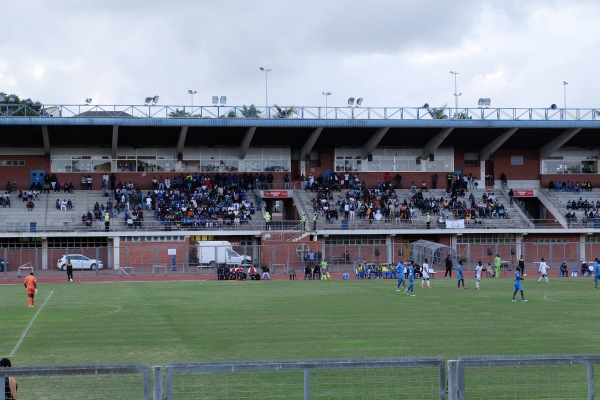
[447,360,457,400]
[154,366,163,400]
[587,361,594,400]
[304,368,311,400]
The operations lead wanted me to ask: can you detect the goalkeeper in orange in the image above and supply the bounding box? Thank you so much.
[24,271,37,308]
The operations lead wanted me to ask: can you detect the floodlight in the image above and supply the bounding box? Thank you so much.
[144,97,153,104]
[25,98,33,105]
[478,98,485,107]
[550,104,557,110]
[484,98,491,107]
[212,96,219,104]
[347,97,355,106]
[152,95,159,104]
[356,98,363,107]
[422,103,430,109]
[7,94,16,103]
[220,96,227,105]
[85,98,92,105]
[188,89,197,95]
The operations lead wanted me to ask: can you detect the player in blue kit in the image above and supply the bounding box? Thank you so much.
[395,261,406,292]
[594,258,600,289]
[405,262,415,296]
[457,260,467,290]
[512,267,528,302]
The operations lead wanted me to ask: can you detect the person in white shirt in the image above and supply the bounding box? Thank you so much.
[537,257,549,283]
[475,261,483,290]
[421,258,431,288]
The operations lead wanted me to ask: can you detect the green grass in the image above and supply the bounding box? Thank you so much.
[1,276,598,366]
[1,276,599,398]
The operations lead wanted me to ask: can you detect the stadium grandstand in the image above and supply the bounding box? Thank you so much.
[1,100,600,275]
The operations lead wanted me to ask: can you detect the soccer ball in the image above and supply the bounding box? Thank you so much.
[70,279,73,282]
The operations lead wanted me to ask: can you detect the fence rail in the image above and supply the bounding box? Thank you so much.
[448,355,600,400]
[3,355,600,399]
[0,364,151,400]
[2,104,600,122]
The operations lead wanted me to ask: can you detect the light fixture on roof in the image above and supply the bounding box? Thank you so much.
[188,90,197,107]
[144,97,153,104]
[478,98,491,108]
[85,98,92,105]
[356,97,363,107]
[212,96,227,105]
[347,97,355,106]
[152,95,159,104]
[550,104,557,110]
[422,103,430,109]
[7,94,16,103]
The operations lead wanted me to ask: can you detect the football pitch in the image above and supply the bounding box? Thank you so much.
[1,275,598,367]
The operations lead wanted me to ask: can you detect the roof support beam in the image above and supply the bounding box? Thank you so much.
[421,128,453,159]
[479,128,518,161]
[361,127,389,159]
[111,125,118,159]
[539,128,582,159]
[41,125,50,156]
[299,127,323,161]
[176,126,188,160]
[239,126,256,159]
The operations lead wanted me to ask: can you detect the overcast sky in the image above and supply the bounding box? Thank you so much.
[1,0,597,110]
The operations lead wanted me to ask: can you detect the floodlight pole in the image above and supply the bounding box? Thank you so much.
[322,92,331,119]
[450,71,461,118]
[188,90,197,108]
[260,67,272,117]
[563,81,568,109]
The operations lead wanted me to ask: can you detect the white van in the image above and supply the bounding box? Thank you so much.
[193,241,252,267]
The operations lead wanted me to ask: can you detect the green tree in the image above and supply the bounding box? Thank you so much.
[0,92,43,116]
[427,104,449,120]
[273,105,299,118]
[168,108,200,118]
[239,104,261,118]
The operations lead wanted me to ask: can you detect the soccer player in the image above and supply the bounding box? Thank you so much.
[24,271,37,308]
[537,257,549,283]
[594,258,600,289]
[475,261,483,290]
[395,261,406,292]
[518,255,526,276]
[457,260,467,290]
[405,262,415,296]
[512,267,528,302]
[421,258,431,288]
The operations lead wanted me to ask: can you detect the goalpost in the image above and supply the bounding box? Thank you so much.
[18,262,34,278]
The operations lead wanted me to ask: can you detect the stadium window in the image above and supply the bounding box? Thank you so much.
[511,155,524,166]
[464,152,479,167]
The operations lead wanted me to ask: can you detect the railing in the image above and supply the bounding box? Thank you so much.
[0,364,151,400]
[165,358,446,400]
[448,355,600,400]
[0,217,586,234]
[1,103,600,121]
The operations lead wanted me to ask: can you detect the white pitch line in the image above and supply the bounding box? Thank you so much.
[10,290,54,357]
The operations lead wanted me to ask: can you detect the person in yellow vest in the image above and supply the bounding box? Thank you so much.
[312,213,318,230]
[321,260,328,280]
[425,213,431,229]
[104,211,110,231]
[494,254,501,278]
[264,211,271,230]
